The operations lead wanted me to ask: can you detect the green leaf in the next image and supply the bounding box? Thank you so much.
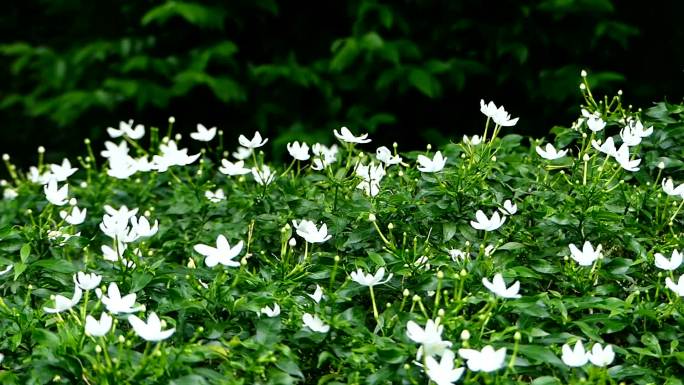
[408,68,440,97]
[142,1,227,29]
[20,243,30,263]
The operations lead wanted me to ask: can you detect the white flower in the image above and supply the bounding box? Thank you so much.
[3,188,18,200]
[655,250,682,271]
[458,345,507,372]
[49,158,78,182]
[355,162,385,196]
[588,343,615,367]
[205,188,226,203]
[0,265,13,276]
[308,284,324,303]
[107,120,145,140]
[292,219,332,243]
[561,340,589,367]
[470,210,506,231]
[44,285,83,313]
[480,100,499,118]
[662,178,684,198]
[375,146,402,166]
[302,313,330,333]
[350,267,393,287]
[568,241,602,266]
[311,143,339,170]
[101,141,130,160]
[251,165,275,186]
[130,216,159,238]
[232,146,253,160]
[134,156,155,173]
[219,159,251,176]
[500,199,517,215]
[463,135,482,145]
[44,179,69,206]
[417,151,447,173]
[152,140,200,172]
[190,124,217,142]
[238,131,268,149]
[627,120,653,138]
[128,312,175,341]
[587,116,606,132]
[613,144,641,172]
[193,235,244,268]
[333,126,371,144]
[482,273,521,299]
[425,349,465,385]
[535,143,568,160]
[102,242,127,262]
[448,249,465,261]
[100,207,137,242]
[60,206,87,225]
[619,124,642,146]
[286,141,310,161]
[665,275,684,296]
[107,155,137,179]
[591,137,618,157]
[29,166,52,185]
[492,106,519,127]
[260,304,281,317]
[85,313,113,337]
[73,272,102,291]
[96,282,143,314]
[406,318,452,359]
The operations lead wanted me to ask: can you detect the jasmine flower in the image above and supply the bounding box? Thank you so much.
[238,131,268,149]
[417,151,447,173]
[425,349,465,385]
[588,343,615,367]
[292,219,332,243]
[568,241,602,266]
[287,141,310,161]
[470,210,506,231]
[535,143,568,160]
[458,345,507,372]
[193,235,244,268]
[350,267,393,287]
[190,124,217,142]
[260,304,281,317]
[561,340,589,367]
[302,313,330,333]
[44,285,82,313]
[406,318,452,359]
[334,126,371,144]
[655,249,682,271]
[85,313,113,337]
[44,179,69,206]
[482,273,521,299]
[128,312,175,341]
[73,271,102,291]
[218,159,251,176]
[96,282,143,314]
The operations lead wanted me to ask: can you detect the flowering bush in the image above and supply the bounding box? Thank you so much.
[0,76,682,384]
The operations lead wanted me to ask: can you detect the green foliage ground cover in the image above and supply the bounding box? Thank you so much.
[0,79,683,384]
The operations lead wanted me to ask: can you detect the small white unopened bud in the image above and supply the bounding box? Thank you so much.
[426,144,432,150]
[95,345,102,353]
[118,335,125,344]
[2,154,9,161]
[403,289,410,297]
[334,255,340,262]
[69,198,78,206]
[79,182,88,188]
[579,83,586,90]
[368,213,376,222]
[168,116,175,124]
[461,329,471,341]
[38,146,46,154]
[582,154,590,162]
[491,156,496,162]
[658,161,665,170]
[388,223,394,230]
[617,90,623,96]
[437,308,445,317]
[175,133,182,141]
[514,331,522,341]
[580,70,587,77]
[288,238,296,247]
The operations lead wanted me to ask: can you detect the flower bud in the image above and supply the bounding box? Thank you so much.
[334,255,340,262]
[491,156,496,162]
[168,116,175,124]
[175,133,182,141]
[412,294,420,302]
[187,258,196,269]
[403,289,410,297]
[95,345,102,353]
[426,144,432,150]
[2,154,9,161]
[388,223,394,230]
[460,329,471,341]
[580,70,587,77]
[437,271,444,279]
[514,331,522,341]
[582,154,590,162]
[658,161,665,169]
[289,238,297,247]
[80,182,88,188]
[617,90,623,96]
[368,213,376,222]
[69,198,78,206]
[38,146,46,154]
[459,269,467,277]
[579,83,586,90]
[118,335,125,344]
[437,308,445,317]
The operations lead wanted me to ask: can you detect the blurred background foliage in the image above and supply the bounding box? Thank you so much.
[1,0,682,166]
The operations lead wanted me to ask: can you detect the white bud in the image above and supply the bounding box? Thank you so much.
[580,70,587,77]
[579,83,586,90]
[2,154,9,161]
[69,198,78,206]
[368,213,376,222]
[658,161,665,169]
[461,329,471,341]
[288,238,297,247]
[168,116,175,124]
[38,146,45,154]
[175,133,182,141]
[583,154,590,162]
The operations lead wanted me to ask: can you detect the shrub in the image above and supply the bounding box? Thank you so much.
[0,78,682,384]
